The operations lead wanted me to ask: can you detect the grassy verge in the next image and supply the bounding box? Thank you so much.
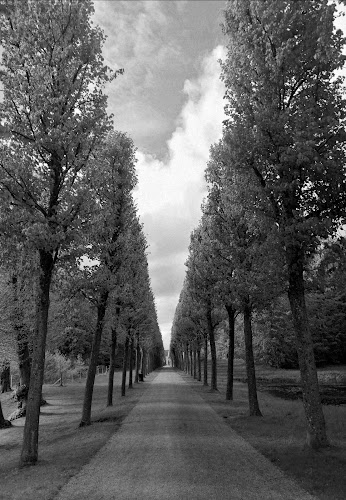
[181,362,346,500]
[0,371,156,500]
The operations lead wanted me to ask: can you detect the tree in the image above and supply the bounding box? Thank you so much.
[221,0,346,447]
[0,244,38,417]
[78,131,137,426]
[171,283,204,379]
[0,254,35,420]
[114,217,158,397]
[52,351,71,386]
[0,186,40,406]
[0,0,116,464]
[0,401,11,429]
[106,303,120,406]
[204,140,283,413]
[185,221,223,392]
[0,361,11,393]
[132,289,160,383]
[47,292,95,362]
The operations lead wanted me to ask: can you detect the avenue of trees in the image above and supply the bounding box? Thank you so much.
[171,0,346,449]
[0,0,164,466]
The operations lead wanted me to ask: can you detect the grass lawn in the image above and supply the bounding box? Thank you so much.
[182,359,346,500]
[0,370,157,500]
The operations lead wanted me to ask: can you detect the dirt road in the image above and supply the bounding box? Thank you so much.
[55,368,315,500]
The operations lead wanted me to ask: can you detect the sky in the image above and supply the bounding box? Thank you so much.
[92,1,346,350]
[92,0,227,349]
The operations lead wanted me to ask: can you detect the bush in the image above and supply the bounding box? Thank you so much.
[44,351,71,384]
[253,292,346,369]
[308,293,346,366]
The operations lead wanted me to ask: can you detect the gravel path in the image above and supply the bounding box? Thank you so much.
[55,367,316,500]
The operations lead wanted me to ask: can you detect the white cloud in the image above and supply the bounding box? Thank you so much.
[94,1,170,66]
[174,0,188,15]
[93,0,181,143]
[134,45,227,348]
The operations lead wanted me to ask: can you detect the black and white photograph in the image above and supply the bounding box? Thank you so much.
[0,1,346,499]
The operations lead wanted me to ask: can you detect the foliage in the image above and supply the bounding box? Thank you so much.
[206,143,284,312]
[171,279,208,362]
[0,270,17,365]
[252,298,298,368]
[44,351,71,384]
[0,0,117,258]
[221,0,346,249]
[308,293,346,365]
[250,291,346,369]
[47,292,95,361]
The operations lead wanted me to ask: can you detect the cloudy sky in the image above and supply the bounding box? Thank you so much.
[92,0,227,349]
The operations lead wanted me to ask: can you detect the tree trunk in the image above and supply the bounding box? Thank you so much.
[203,335,208,386]
[121,337,129,397]
[18,342,31,388]
[287,245,328,448]
[79,290,108,427]
[207,306,217,391]
[128,337,134,389]
[0,400,11,429]
[197,348,201,382]
[146,352,150,375]
[107,325,117,407]
[189,348,193,376]
[226,304,236,401]
[135,338,140,383]
[0,365,11,393]
[20,249,54,466]
[141,350,146,378]
[243,301,262,416]
[193,350,197,379]
[12,273,31,416]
